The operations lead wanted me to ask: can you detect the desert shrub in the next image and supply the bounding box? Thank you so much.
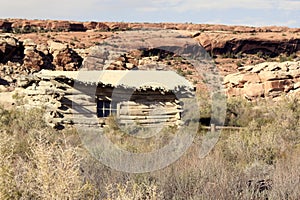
[269,148,300,199]
[236,61,243,67]
[0,106,51,159]
[226,97,273,127]
[0,131,20,199]
[225,96,299,163]
[105,180,163,200]
[225,121,281,166]
[1,95,299,199]
[221,52,236,58]
[16,132,97,199]
[0,106,47,134]
[0,106,97,199]
[85,96,299,199]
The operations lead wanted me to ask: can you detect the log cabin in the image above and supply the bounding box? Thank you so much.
[34,70,195,128]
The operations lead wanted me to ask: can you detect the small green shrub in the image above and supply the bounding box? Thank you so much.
[236,61,243,67]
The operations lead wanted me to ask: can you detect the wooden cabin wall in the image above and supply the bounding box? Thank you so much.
[23,74,190,129]
[96,88,182,126]
[60,85,183,127]
[33,81,184,127]
[117,100,182,126]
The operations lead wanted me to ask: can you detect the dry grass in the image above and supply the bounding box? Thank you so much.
[0,96,299,199]
[0,107,97,199]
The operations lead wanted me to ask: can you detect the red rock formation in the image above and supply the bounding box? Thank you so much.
[0,36,24,63]
[96,22,110,31]
[109,22,129,31]
[224,61,300,99]
[2,19,299,33]
[197,34,300,57]
[51,21,70,31]
[52,48,83,71]
[83,21,98,30]
[0,21,12,32]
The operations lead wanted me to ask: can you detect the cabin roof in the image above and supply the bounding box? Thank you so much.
[36,70,194,92]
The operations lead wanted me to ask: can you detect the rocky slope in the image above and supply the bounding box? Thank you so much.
[0,36,83,91]
[1,19,299,56]
[195,32,300,57]
[0,19,300,100]
[224,61,300,100]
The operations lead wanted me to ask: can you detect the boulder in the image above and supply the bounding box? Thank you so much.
[251,63,269,73]
[226,87,243,97]
[289,69,300,78]
[50,21,70,31]
[263,80,292,94]
[0,85,7,92]
[83,21,98,30]
[223,73,244,86]
[0,36,17,47]
[48,41,68,54]
[224,61,299,100]
[265,63,283,71]
[22,40,43,72]
[243,83,264,98]
[23,39,36,47]
[286,61,299,70]
[96,22,110,31]
[294,82,300,90]
[241,73,261,84]
[22,49,43,72]
[0,36,23,64]
[52,48,83,71]
[110,23,129,31]
[125,63,135,69]
[258,71,291,82]
[36,44,49,55]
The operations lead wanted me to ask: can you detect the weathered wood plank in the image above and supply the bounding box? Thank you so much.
[96,88,173,95]
[60,99,97,107]
[118,115,176,120]
[118,118,177,124]
[62,117,100,125]
[119,108,182,116]
[66,94,95,98]
[60,110,96,115]
[119,105,181,111]
[49,79,72,89]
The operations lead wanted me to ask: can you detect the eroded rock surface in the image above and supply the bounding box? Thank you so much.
[0,36,83,90]
[224,61,300,99]
[196,33,300,57]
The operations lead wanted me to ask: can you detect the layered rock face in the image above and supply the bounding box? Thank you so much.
[197,34,300,57]
[0,36,83,90]
[15,76,67,128]
[224,61,300,99]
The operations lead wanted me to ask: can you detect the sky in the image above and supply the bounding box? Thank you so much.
[0,0,299,27]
